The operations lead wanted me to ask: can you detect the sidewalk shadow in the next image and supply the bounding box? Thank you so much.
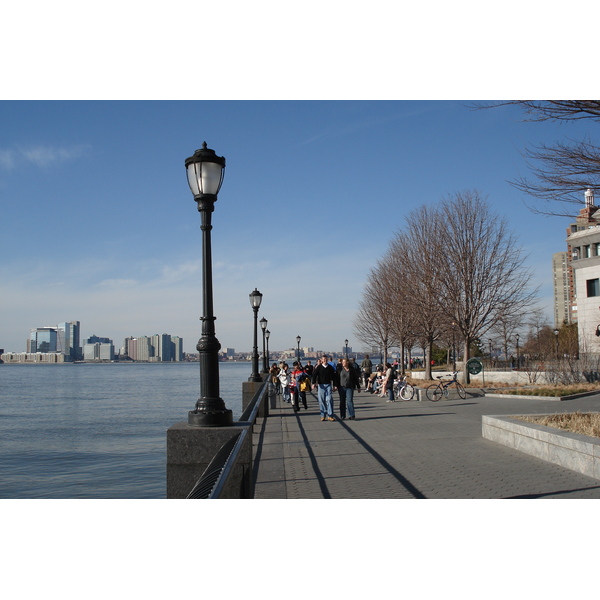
[339,419,428,498]
[504,485,600,498]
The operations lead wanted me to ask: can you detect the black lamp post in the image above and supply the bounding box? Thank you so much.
[554,328,559,360]
[516,333,520,370]
[265,329,270,370]
[345,339,349,359]
[488,339,493,368]
[260,317,268,374]
[296,335,301,363]
[249,288,263,382]
[185,142,232,427]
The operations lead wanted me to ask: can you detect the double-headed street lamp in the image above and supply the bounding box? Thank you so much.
[260,317,268,373]
[249,289,263,382]
[185,142,232,427]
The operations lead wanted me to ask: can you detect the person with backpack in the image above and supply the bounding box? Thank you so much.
[291,362,309,411]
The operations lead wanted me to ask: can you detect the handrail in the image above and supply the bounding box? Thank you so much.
[186,432,242,499]
[207,428,249,499]
[187,380,270,499]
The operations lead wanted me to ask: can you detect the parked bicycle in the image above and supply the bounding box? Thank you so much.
[393,375,415,401]
[426,371,467,401]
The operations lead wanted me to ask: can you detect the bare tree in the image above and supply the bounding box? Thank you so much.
[436,191,538,382]
[353,261,399,366]
[491,309,524,366]
[390,208,447,380]
[386,242,418,374]
[478,101,600,216]
[360,190,538,383]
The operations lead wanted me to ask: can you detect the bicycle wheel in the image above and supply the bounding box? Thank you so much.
[426,383,442,401]
[455,382,467,399]
[399,383,414,401]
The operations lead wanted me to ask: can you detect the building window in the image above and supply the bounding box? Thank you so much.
[587,278,600,297]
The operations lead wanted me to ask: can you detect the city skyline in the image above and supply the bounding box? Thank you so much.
[2,100,594,355]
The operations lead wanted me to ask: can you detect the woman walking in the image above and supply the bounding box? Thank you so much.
[278,362,291,403]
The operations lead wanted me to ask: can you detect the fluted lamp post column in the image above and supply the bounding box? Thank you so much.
[185,142,232,427]
[249,288,263,382]
[260,317,268,374]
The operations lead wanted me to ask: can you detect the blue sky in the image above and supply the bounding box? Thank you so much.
[1,4,596,356]
[1,100,594,354]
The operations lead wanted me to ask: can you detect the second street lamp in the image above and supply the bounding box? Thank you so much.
[260,317,268,374]
[265,329,270,370]
[185,142,232,427]
[249,289,263,382]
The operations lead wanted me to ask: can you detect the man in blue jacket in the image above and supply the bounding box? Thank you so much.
[311,354,337,421]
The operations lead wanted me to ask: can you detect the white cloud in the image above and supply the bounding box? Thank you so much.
[0,149,16,169]
[0,144,90,171]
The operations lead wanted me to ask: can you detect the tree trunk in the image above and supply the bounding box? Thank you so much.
[462,338,471,384]
[425,340,433,380]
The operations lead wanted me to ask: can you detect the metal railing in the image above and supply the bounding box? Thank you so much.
[187,380,269,499]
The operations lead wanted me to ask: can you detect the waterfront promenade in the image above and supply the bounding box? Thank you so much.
[252,386,600,499]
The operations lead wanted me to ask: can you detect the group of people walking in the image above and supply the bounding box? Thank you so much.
[269,354,362,420]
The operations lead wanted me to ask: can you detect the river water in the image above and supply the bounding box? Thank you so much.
[0,361,251,499]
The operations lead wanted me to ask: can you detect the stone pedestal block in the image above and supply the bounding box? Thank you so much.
[242,380,268,417]
[166,422,252,499]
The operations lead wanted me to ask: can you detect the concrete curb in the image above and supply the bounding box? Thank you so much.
[482,414,600,481]
[485,390,599,401]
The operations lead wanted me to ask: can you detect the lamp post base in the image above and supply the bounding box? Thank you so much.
[188,408,233,427]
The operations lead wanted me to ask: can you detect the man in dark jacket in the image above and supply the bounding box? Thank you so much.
[337,358,361,420]
[311,354,337,421]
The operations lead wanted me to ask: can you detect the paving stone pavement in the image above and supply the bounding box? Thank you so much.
[252,386,600,499]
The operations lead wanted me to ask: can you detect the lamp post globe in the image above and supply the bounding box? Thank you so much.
[249,289,263,382]
[185,143,232,427]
